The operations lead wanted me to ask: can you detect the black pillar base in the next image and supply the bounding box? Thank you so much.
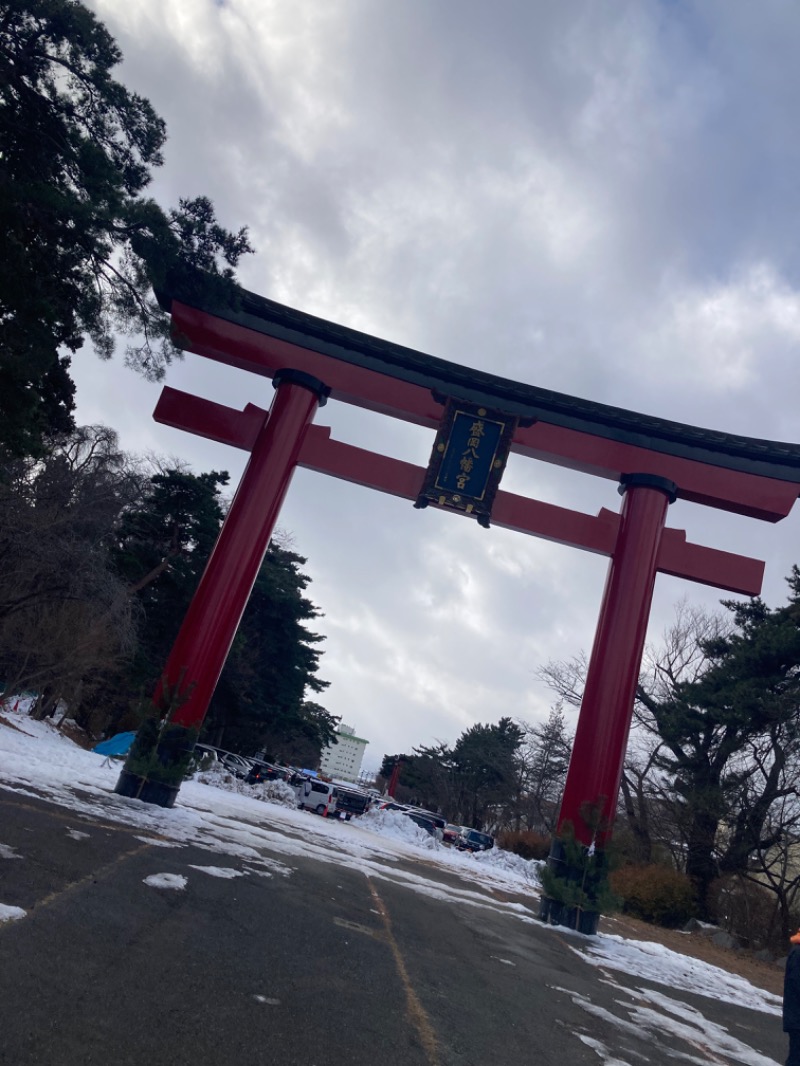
[113,721,197,808]
[538,895,600,935]
[114,768,180,808]
[537,836,603,935]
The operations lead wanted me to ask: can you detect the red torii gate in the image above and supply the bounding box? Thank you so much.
[116,283,800,931]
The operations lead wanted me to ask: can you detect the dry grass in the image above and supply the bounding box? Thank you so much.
[57,719,95,750]
[599,912,785,997]
[0,713,30,734]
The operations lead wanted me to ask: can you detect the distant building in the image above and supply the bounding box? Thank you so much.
[319,723,369,783]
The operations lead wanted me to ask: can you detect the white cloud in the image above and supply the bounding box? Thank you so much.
[658,263,800,390]
[72,0,800,763]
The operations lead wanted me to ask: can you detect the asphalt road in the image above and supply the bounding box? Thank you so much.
[0,788,788,1066]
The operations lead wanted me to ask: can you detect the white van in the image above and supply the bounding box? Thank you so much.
[293,777,337,816]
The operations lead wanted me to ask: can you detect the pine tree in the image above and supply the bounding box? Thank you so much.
[526,706,571,831]
[204,543,333,762]
[0,1,252,457]
[651,570,800,913]
[453,717,524,828]
[111,467,229,698]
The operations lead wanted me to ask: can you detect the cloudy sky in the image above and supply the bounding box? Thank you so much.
[73,0,800,769]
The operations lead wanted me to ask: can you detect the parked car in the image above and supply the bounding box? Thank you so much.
[455,828,494,853]
[293,776,338,816]
[331,786,372,820]
[404,811,439,837]
[442,823,462,845]
[379,801,408,812]
[190,743,225,772]
[246,761,288,785]
[219,752,253,779]
[407,808,446,832]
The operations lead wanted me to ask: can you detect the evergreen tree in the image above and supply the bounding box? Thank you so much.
[402,742,456,814]
[379,753,405,780]
[0,0,252,457]
[204,543,333,762]
[453,717,524,828]
[111,467,229,700]
[380,721,527,828]
[542,596,800,915]
[653,570,800,912]
[523,706,571,831]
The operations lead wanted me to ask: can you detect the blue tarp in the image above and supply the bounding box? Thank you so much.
[93,731,136,756]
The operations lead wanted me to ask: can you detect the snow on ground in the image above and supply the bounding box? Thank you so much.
[569,983,781,1066]
[580,935,782,1016]
[0,903,26,922]
[0,712,543,916]
[0,710,787,1066]
[143,873,187,890]
[188,865,246,879]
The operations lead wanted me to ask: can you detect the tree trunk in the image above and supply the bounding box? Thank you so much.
[31,687,58,721]
[684,809,720,918]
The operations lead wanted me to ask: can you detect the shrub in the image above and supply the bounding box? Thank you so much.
[610,864,696,927]
[539,833,620,938]
[123,718,199,786]
[496,830,551,861]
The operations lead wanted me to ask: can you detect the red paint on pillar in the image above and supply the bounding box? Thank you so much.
[157,374,326,729]
[556,480,673,847]
[387,760,404,798]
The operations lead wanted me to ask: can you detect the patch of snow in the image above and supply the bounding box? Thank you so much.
[579,935,782,1016]
[66,829,90,841]
[0,844,21,859]
[565,980,782,1066]
[360,807,437,847]
[194,768,248,791]
[188,865,245,879]
[576,1034,632,1066]
[243,857,293,877]
[143,873,187,890]
[0,694,36,715]
[0,903,26,922]
[252,779,297,808]
[472,845,543,887]
[194,770,296,810]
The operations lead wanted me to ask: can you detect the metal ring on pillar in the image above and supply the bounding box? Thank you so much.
[272,369,331,407]
[618,472,678,503]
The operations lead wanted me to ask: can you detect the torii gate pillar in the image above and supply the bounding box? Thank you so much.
[557,474,675,842]
[115,369,329,806]
[541,475,675,931]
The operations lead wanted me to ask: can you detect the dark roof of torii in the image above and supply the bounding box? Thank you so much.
[160,282,800,486]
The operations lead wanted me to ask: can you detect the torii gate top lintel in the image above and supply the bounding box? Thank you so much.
[158,284,800,522]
